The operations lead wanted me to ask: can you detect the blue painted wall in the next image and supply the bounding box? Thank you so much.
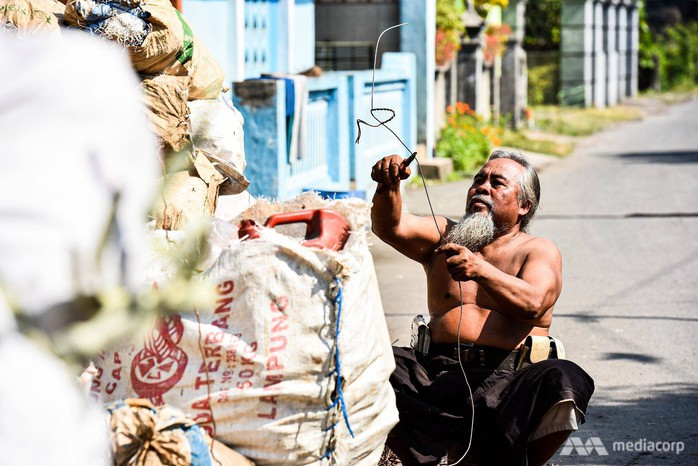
[182,0,233,83]
[400,0,435,156]
[294,0,315,73]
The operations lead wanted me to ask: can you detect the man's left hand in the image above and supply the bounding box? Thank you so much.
[435,243,482,281]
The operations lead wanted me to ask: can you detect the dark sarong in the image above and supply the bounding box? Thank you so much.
[387,346,595,466]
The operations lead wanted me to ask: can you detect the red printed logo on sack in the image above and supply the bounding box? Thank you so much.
[130,314,188,405]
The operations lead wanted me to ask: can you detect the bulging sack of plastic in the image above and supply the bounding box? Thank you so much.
[88,194,399,465]
[126,0,183,74]
[184,38,224,101]
[152,151,225,230]
[64,0,224,100]
[139,73,190,152]
[189,98,248,194]
[127,0,223,99]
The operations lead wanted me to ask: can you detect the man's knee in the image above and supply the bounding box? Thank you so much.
[528,429,573,466]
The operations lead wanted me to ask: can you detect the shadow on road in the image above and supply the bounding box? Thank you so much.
[615,150,698,164]
[554,313,698,323]
[601,352,662,364]
[550,383,698,465]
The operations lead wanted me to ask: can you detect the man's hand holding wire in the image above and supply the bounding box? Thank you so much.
[371,155,412,193]
[435,243,482,282]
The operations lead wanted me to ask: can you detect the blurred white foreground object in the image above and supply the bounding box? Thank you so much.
[0,31,158,465]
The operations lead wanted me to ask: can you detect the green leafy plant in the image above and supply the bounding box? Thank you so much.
[660,22,698,90]
[527,61,559,105]
[638,2,698,92]
[436,0,465,65]
[524,0,560,51]
[638,4,660,70]
[436,102,502,173]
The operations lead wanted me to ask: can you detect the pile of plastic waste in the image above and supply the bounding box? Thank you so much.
[61,0,252,229]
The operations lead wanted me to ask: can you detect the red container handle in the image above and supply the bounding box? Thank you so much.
[238,219,261,240]
[264,209,349,251]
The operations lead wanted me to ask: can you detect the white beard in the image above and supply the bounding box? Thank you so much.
[446,212,496,252]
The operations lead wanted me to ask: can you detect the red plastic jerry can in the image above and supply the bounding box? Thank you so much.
[238,209,350,251]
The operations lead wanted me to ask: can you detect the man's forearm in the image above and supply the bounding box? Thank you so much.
[371,183,403,239]
[474,261,550,321]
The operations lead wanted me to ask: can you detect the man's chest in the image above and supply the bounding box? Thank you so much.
[425,252,526,305]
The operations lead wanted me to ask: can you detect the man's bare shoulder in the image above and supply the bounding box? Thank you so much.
[520,235,559,250]
[518,235,562,263]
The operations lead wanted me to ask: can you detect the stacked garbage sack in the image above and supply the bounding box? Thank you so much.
[61,0,251,229]
[87,192,400,465]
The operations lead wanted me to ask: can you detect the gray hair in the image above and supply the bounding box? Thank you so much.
[488,149,540,232]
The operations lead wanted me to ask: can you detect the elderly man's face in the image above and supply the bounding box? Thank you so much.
[466,158,527,230]
[447,159,531,251]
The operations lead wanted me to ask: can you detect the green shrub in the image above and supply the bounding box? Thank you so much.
[528,62,559,105]
[639,1,698,92]
[660,22,698,90]
[436,102,501,173]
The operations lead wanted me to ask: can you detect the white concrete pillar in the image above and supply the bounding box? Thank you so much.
[560,0,594,106]
[229,0,246,82]
[605,0,619,106]
[501,0,527,128]
[593,0,607,108]
[616,1,628,101]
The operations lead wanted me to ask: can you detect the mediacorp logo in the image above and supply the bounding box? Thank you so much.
[560,437,609,456]
[561,437,686,456]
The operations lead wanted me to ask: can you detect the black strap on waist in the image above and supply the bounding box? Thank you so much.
[429,343,521,371]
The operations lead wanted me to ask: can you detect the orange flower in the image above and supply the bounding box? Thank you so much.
[446,105,454,114]
[456,102,469,114]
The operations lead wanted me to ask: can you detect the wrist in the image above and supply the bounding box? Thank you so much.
[470,256,487,280]
[376,181,400,194]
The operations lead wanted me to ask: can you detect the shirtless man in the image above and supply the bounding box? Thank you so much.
[371,150,594,466]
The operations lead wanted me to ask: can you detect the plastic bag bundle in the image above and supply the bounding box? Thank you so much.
[152,151,225,230]
[88,194,399,465]
[108,398,254,466]
[64,0,224,100]
[65,0,151,46]
[189,98,249,194]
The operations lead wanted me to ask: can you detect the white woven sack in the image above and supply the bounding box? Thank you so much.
[89,198,398,465]
[189,98,246,175]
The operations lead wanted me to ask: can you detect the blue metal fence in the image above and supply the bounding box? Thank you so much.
[243,0,277,78]
[232,52,415,201]
[348,52,417,198]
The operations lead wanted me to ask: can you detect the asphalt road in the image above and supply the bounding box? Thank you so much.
[369,97,698,465]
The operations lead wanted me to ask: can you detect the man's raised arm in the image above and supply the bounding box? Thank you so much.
[370,154,448,264]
